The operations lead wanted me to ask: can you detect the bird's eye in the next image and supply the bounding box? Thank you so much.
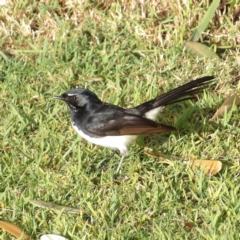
[72,96,76,100]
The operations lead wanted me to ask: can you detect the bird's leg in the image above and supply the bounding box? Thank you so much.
[113,152,126,180]
[99,149,118,170]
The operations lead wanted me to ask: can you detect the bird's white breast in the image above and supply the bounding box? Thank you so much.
[72,122,137,154]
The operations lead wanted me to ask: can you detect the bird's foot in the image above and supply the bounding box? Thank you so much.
[98,150,118,171]
[113,172,119,180]
[113,173,129,181]
[99,161,109,171]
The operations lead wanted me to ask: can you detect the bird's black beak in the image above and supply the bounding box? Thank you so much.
[53,95,64,100]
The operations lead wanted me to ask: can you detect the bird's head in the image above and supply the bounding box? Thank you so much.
[54,88,100,111]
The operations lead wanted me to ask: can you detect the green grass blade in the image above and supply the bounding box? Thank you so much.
[189,0,221,41]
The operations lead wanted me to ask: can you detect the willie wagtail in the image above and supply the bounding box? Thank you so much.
[54,76,215,178]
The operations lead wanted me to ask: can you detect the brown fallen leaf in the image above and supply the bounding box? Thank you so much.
[190,159,222,175]
[211,93,240,120]
[0,220,32,240]
[29,200,82,214]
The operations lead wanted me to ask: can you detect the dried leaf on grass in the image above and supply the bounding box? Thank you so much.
[0,220,32,240]
[144,148,222,175]
[29,200,81,214]
[190,159,222,175]
[185,41,219,60]
[211,93,240,120]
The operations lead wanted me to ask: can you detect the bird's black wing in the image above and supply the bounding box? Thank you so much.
[85,111,175,137]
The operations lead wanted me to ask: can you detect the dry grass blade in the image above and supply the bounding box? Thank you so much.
[144,148,180,165]
[29,200,81,214]
[0,220,32,240]
[211,93,240,120]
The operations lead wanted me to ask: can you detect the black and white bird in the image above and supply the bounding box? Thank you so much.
[54,76,214,178]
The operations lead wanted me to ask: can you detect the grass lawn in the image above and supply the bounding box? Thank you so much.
[0,0,240,239]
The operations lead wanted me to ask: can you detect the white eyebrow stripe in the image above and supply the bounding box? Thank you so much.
[67,93,76,96]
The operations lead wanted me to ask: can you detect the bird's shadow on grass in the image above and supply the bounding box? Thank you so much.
[169,104,218,134]
[139,104,220,154]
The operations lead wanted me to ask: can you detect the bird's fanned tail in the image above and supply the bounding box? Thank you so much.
[133,76,215,115]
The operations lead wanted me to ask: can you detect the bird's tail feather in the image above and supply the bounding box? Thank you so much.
[133,76,215,115]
